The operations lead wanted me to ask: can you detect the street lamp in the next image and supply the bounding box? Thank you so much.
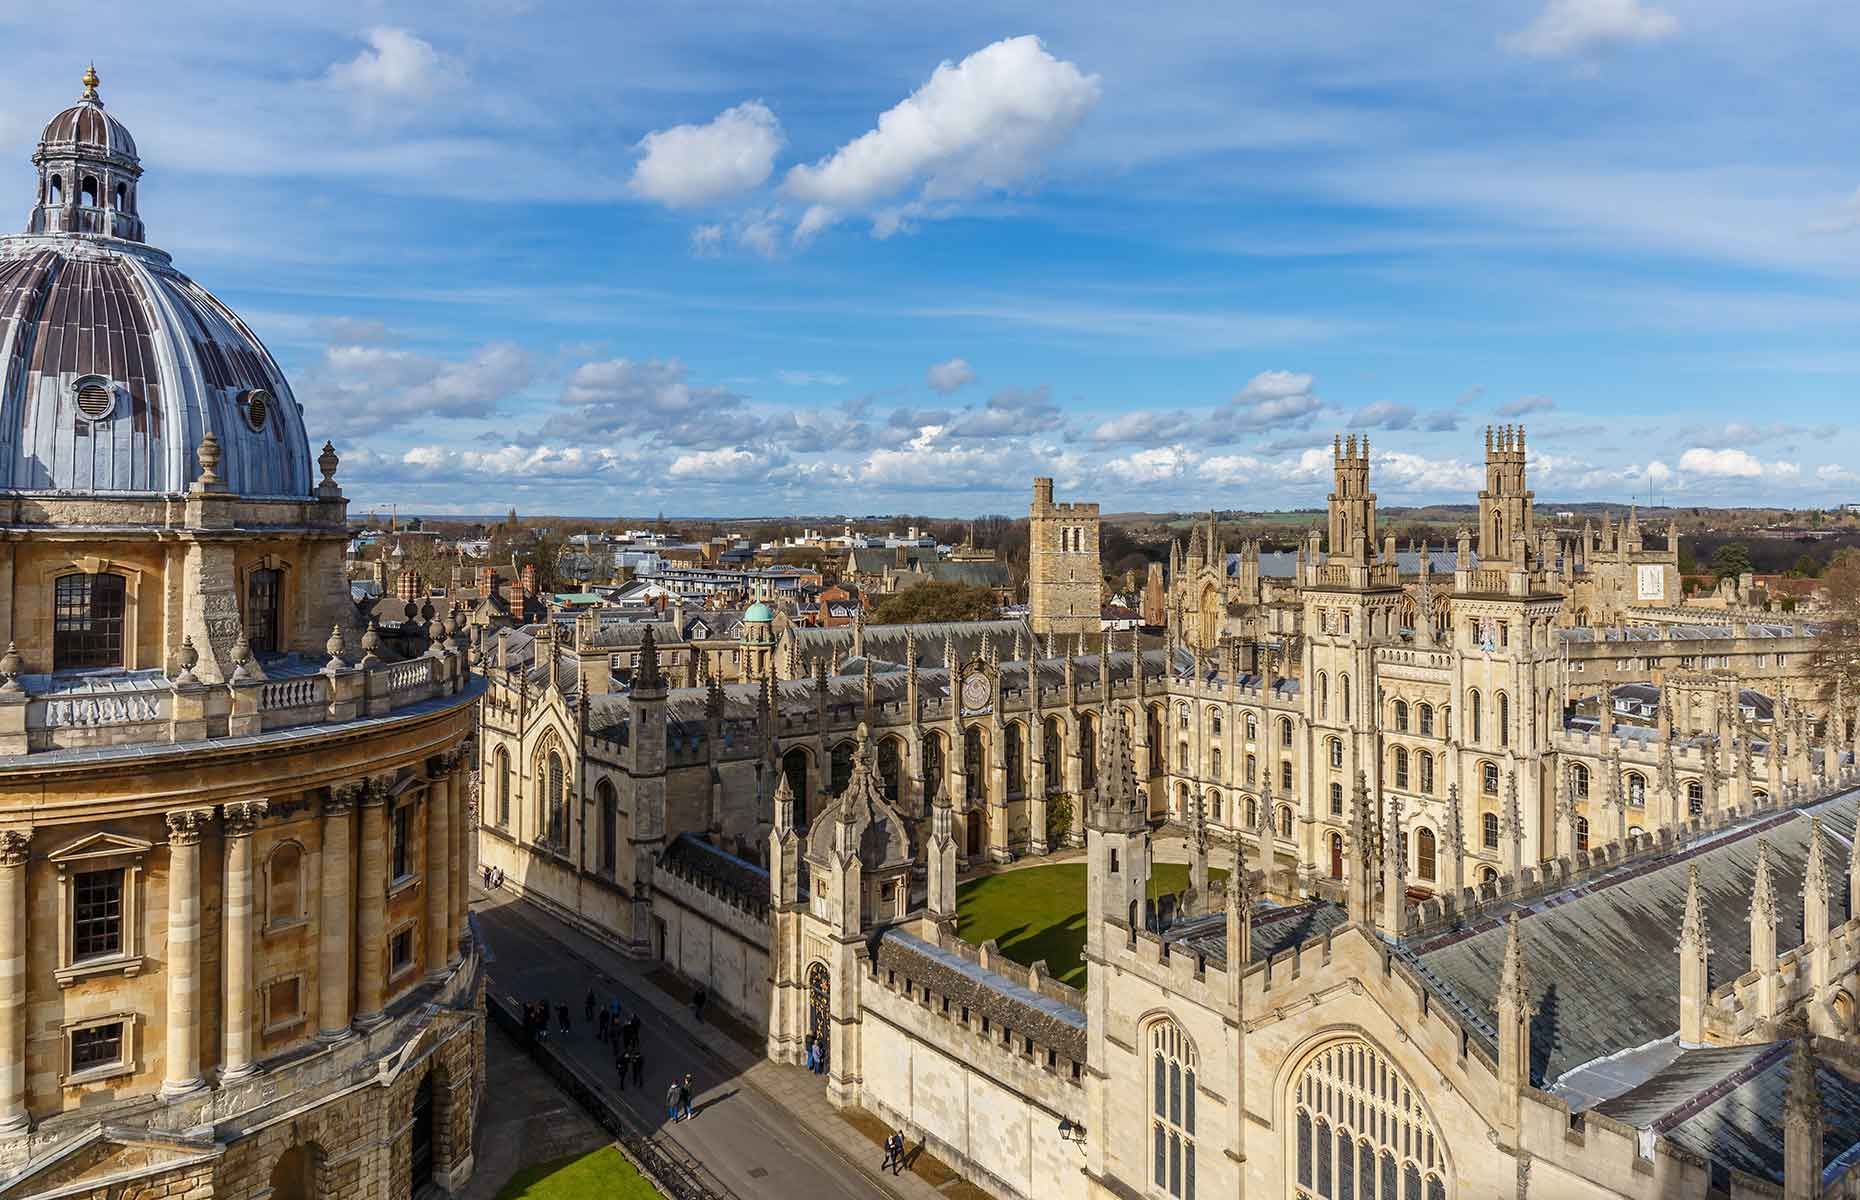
[1057,1117,1086,1144]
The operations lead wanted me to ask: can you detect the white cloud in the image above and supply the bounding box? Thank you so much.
[301,340,532,439]
[1218,370,1324,432]
[926,358,976,394]
[541,358,746,445]
[325,28,465,101]
[1678,447,1774,478]
[1497,395,1556,416]
[1087,410,1202,446]
[631,101,784,208]
[1502,0,1679,59]
[1102,447,1196,486]
[1350,400,1416,430]
[668,447,768,481]
[946,386,1064,438]
[783,35,1100,238]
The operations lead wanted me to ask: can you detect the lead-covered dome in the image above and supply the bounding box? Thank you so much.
[0,67,312,498]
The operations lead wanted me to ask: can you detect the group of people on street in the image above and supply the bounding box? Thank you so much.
[804,1033,829,1074]
[587,988,648,1089]
[480,864,505,889]
[881,1129,909,1176]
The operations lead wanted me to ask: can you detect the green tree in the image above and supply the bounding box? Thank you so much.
[1709,542,1753,579]
[871,581,999,624]
[1814,549,1860,710]
[1791,552,1823,578]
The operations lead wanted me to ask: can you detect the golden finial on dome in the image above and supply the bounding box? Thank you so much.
[82,63,100,102]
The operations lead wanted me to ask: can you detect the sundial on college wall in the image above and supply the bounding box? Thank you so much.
[961,671,992,715]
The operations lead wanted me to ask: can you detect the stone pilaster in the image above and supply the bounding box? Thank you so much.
[220,800,268,1082]
[449,758,468,965]
[425,766,452,980]
[161,807,214,1099]
[317,784,359,1042]
[0,829,31,1134]
[354,777,391,1028]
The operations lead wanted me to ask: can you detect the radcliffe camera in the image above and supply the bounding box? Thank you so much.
[3,10,1859,1200]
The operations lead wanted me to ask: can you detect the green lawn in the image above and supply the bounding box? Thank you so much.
[494,1146,664,1200]
[955,862,1227,988]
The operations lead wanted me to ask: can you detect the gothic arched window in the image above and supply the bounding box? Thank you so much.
[597,778,618,873]
[1469,690,1483,744]
[1481,812,1499,850]
[1393,746,1410,790]
[1419,703,1434,736]
[1005,723,1026,798]
[545,749,565,847]
[1340,674,1351,721]
[1686,780,1704,816]
[1571,763,1590,799]
[1318,672,1329,719]
[1330,782,1344,817]
[1394,700,1409,732]
[1576,816,1590,853]
[1280,718,1294,748]
[1416,827,1437,882]
[1043,718,1063,794]
[1497,692,1510,748]
[1329,738,1344,769]
[495,748,511,827]
[1080,717,1097,790]
[1291,1038,1448,1200]
[1626,772,1646,808]
[1149,1020,1197,1199]
[1418,751,1434,795]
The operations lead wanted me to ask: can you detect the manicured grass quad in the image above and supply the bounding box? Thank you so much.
[956,862,1227,988]
[494,1146,665,1200]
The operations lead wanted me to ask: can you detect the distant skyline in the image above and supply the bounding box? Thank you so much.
[6,3,1858,515]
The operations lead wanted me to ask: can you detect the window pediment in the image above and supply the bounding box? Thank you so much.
[47,831,153,866]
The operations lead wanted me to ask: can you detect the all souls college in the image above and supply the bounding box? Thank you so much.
[3,70,1859,1200]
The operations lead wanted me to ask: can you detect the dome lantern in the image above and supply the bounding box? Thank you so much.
[29,64,145,242]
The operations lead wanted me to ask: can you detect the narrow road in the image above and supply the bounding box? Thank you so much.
[474,894,912,1200]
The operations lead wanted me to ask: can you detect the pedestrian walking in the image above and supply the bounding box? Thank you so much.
[805,1036,819,1073]
[677,1073,694,1121]
[627,1013,642,1050]
[612,1039,626,1088]
[691,986,708,1023]
[556,1002,570,1034]
[584,988,596,1024]
[596,1006,608,1042]
[665,1080,681,1122]
[882,1131,904,1174]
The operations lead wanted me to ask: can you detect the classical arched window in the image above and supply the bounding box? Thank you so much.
[53,571,128,671]
[1393,747,1410,790]
[1246,795,1258,828]
[1281,718,1294,748]
[1418,751,1434,795]
[1575,816,1590,853]
[1415,828,1437,881]
[1626,773,1646,808]
[1293,1038,1448,1200]
[1211,748,1222,778]
[1340,674,1351,721]
[1210,710,1222,737]
[1482,812,1499,850]
[1394,700,1409,732]
[247,567,282,655]
[1318,672,1329,719]
[1497,693,1510,748]
[597,778,618,873]
[1418,704,1434,736]
[1481,760,1500,796]
[1571,763,1590,799]
[1686,780,1704,816]
[1246,713,1258,743]
[1280,805,1294,838]
[1329,738,1343,769]
[1148,1019,1197,1199]
[1330,782,1344,816]
[496,748,511,826]
[1469,690,1483,744]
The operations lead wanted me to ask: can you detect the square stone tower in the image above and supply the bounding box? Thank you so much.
[1028,476,1101,637]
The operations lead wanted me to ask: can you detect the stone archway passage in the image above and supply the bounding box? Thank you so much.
[807,962,831,1068]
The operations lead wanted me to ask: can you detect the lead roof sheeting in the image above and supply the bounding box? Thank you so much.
[875,929,1086,1059]
[1660,1058,1860,1187]
[1412,793,1856,1088]
[1163,900,1349,970]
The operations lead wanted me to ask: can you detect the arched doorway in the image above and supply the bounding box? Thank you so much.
[967,806,986,857]
[1329,833,1344,880]
[807,962,831,1070]
[269,1145,320,1200]
[410,1073,435,1196]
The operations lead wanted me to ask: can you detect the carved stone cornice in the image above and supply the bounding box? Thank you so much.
[0,828,30,868]
[165,807,215,846]
[359,774,397,807]
[222,799,270,838]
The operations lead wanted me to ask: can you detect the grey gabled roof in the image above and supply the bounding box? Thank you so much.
[1409,792,1857,1089]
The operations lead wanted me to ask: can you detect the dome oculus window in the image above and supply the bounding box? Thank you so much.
[71,375,115,422]
[240,388,272,432]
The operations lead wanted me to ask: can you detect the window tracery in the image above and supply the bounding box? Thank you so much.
[1293,1038,1448,1200]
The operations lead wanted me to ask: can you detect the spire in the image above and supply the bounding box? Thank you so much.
[1495,911,1533,1140]
[1381,792,1407,933]
[636,624,664,691]
[1680,862,1709,949]
[1226,836,1254,976]
[1678,862,1710,1043]
[1750,838,1778,984]
[82,62,101,103]
[1498,912,1532,1013]
[1783,1033,1824,1200]
[1802,817,1830,944]
[773,769,796,833]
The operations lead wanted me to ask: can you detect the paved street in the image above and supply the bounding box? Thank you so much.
[473,891,953,1200]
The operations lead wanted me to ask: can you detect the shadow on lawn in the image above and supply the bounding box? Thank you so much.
[993,912,1090,987]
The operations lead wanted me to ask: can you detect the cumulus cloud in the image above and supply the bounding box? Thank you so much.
[539,358,746,446]
[1497,394,1556,416]
[1102,446,1196,486]
[1502,0,1679,59]
[1086,410,1203,446]
[783,36,1100,239]
[946,386,1065,438]
[301,340,531,439]
[667,447,771,481]
[1350,400,1416,430]
[926,357,976,394]
[1214,370,1324,434]
[1677,447,1799,479]
[631,101,784,208]
[325,28,465,101]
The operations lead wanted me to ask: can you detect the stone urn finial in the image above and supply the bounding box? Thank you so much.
[0,641,21,693]
[361,618,382,661]
[229,624,252,682]
[197,431,223,486]
[176,635,200,685]
[324,623,348,671]
[318,440,340,487]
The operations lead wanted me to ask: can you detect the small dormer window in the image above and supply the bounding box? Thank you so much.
[240,388,272,432]
[72,375,115,422]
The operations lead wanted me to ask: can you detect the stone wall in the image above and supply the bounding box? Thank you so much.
[652,846,772,1032]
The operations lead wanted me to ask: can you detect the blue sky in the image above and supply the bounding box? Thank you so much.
[5,2,1859,516]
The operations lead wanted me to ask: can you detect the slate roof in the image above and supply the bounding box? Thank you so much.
[660,833,777,912]
[792,619,1029,670]
[1164,898,1350,969]
[874,930,1086,1062]
[1406,792,1858,1090]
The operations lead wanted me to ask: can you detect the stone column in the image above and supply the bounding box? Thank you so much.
[220,800,268,1082]
[161,807,214,1099]
[425,769,452,980]
[449,759,468,965]
[317,785,359,1042]
[0,829,31,1134]
[354,778,391,1028]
